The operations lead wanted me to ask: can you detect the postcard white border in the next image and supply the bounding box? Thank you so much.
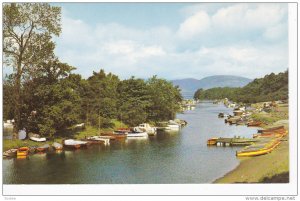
[1,0,298,198]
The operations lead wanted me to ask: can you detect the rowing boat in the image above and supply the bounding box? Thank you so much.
[3,148,18,157]
[52,142,63,150]
[63,139,89,149]
[258,126,284,133]
[36,144,50,152]
[17,147,29,157]
[207,138,218,145]
[84,136,110,145]
[236,140,281,157]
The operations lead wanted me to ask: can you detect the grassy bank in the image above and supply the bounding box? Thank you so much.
[214,103,289,183]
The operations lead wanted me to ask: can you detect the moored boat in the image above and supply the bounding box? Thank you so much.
[63,139,89,149]
[3,148,18,158]
[17,147,29,157]
[84,136,110,145]
[127,128,148,138]
[36,144,50,152]
[207,138,218,145]
[98,135,116,140]
[236,139,281,157]
[258,126,285,133]
[135,123,157,135]
[165,120,180,131]
[247,121,263,127]
[52,142,63,151]
[29,133,47,142]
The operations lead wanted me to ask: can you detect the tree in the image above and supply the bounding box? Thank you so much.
[147,76,182,122]
[3,3,61,134]
[193,88,204,100]
[84,69,120,127]
[22,61,80,137]
[117,77,151,126]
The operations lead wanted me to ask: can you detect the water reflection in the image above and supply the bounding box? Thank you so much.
[3,102,259,184]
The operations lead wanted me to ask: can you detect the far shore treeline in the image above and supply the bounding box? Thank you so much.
[3,3,182,137]
[193,70,288,103]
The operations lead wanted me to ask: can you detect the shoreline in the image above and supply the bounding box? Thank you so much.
[214,137,289,183]
[213,103,289,183]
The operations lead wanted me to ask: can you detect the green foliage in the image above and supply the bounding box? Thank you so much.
[2,3,184,138]
[194,70,288,103]
[3,3,62,132]
[147,76,183,122]
[117,77,150,126]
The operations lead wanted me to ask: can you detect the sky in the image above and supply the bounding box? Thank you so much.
[52,3,289,80]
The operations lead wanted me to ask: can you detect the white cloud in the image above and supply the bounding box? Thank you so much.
[54,3,288,80]
[177,11,211,39]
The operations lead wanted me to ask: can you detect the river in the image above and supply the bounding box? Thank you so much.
[3,101,259,184]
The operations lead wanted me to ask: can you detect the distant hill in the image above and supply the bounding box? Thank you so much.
[193,71,288,103]
[171,75,252,99]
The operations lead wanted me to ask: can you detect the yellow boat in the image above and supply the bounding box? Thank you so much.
[236,140,281,157]
[16,147,29,157]
[207,138,218,145]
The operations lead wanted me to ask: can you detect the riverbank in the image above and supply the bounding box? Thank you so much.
[3,123,124,152]
[214,102,289,183]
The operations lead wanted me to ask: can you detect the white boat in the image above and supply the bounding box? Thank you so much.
[63,139,88,149]
[165,120,180,131]
[136,123,157,135]
[52,142,63,150]
[30,136,47,142]
[86,136,110,146]
[127,128,148,137]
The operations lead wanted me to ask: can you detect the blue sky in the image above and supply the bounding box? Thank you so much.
[52,3,288,80]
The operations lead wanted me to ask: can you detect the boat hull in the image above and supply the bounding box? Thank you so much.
[17,147,29,157]
[127,132,148,137]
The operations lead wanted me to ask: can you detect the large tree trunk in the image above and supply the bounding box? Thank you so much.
[13,62,22,139]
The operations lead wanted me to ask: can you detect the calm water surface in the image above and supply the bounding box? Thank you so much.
[3,102,259,184]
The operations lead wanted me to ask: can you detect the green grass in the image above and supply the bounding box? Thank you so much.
[251,113,281,124]
[74,119,127,139]
[3,139,46,151]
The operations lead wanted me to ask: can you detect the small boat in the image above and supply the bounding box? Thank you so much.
[127,128,148,137]
[99,135,116,140]
[112,130,128,138]
[207,138,218,145]
[3,148,18,158]
[165,120,180,131]
[247,121,262,127]
[52,142,63,151]
[236,139,281,157]
[135,123,157,136]
[30,136,47,142]
[218,113,224,118]
[29,147,36,154]
[63,139,89,149]
[17,147,29,157]
[258,126,285,133]
[174,119,188,127]
[36,144,50,152]
[29,133,47,142]
[84,136,110,145]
